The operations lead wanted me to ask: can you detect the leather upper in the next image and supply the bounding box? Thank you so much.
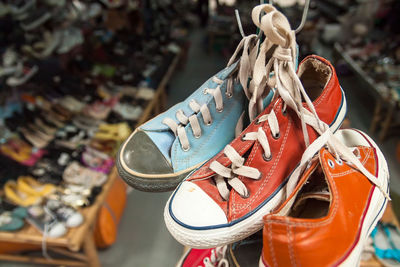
[261,144,379,267]
[184,55,345,223]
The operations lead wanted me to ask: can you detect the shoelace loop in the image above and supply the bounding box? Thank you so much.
[162,33,263,151]
[162,76,225,151]
[210,4,306,200]
[210,102,283,200]
[286,128,391,200]
[202,246,228,267]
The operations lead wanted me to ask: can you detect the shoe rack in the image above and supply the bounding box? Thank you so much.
[0,50,183,267]
[333,43,400,142]
[0,168,117,267]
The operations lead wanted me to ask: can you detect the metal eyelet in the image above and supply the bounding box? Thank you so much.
[216,107,223,113]
[353,148,361,159]
[182,145,190,152]
[263,153,272,161]
[206,120,212,126]
[240,134,246,141]
[203,258,211,264]
[242,192,250,199]
[282,107,287,116]
[272,132,280,140]
[194,134,201,139]
[255,119,261,125]
[328,159,335,168]
[335,158,343,165]
[203,89,208,95]
[225,92,233,98]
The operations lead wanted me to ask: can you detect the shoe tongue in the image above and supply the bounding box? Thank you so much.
[294,190,330,205]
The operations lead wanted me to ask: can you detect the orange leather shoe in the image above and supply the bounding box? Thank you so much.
[260,129,390,267]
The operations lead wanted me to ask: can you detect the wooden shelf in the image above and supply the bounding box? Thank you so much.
[0,50,182,266]
[0,169,116,251]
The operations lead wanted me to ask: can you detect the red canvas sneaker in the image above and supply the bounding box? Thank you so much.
[164,52,347,248]
[176,247,228,267]
[259,129,390,267]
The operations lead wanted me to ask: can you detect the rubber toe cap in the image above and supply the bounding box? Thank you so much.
[120,130,173,175]
[170,181,227,227]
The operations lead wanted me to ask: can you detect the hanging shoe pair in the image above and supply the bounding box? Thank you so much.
[118,3,390,266]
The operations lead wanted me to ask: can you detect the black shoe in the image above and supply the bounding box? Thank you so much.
[226,231,263,267]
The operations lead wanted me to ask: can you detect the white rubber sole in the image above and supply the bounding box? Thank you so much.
[337,130,389,267]
[165,181,286,248]
[258,130,389,267]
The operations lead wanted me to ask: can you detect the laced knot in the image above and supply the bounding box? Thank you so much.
[210,4,305,200]
[272,46,293,62]
[162,28,264,151]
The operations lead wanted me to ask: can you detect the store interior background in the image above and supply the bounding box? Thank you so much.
[0,0,399,266]
[93,0,400,266]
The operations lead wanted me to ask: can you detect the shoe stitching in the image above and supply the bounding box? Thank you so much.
[194,97,278,178]
[268,221,278,267]
[313,82,330,107]
[173,79,230,166]
[231,110,291,215]
[287,221,297,267]
[197,99,278,177]
[329,149,371,178]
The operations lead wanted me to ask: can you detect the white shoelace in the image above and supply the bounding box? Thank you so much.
[202,246,228,267]
[162,5,300,151]
[162,34,260,151]
[285,128,391,200]
[162,76,225,151]
[210,102,283,200]
[210,4,390,202]
[210,5,315,200]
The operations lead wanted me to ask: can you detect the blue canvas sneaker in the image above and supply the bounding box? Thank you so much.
[117,5,294,192]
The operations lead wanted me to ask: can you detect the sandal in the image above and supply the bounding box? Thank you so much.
[0,211,25,231]
[81,147,114,174]
[63,161,107,187]
[20,127,49,149]
[371,222,400,263]
[94,122,131,142]
[17,176,56,197]
[83,101,111,120]
[4,180,41,207]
